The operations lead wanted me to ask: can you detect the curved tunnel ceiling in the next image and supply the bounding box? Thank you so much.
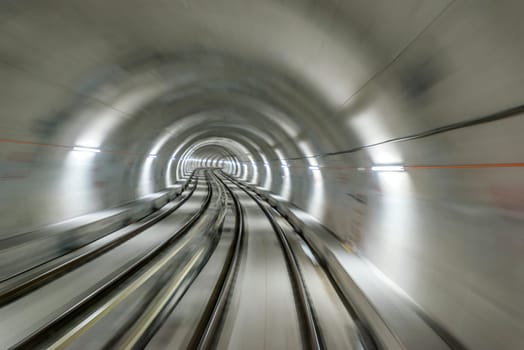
[1,1,524,349]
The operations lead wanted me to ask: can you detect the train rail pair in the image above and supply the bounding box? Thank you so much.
[8,170,219,348]
[3,169,379,349]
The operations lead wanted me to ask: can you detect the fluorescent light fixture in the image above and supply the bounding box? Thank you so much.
[308,165,320,170]
[281,164,289,168]
[73,146,100,153]
[148,154,157,159]
[371,165,405,172]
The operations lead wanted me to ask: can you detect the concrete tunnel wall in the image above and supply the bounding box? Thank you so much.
[0,1,523,348]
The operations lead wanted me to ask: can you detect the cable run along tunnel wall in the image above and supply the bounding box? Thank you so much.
[1,1,524,349]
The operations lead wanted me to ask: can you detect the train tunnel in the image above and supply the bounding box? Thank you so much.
[0,1,522,349]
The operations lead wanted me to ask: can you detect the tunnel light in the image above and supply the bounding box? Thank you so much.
[308,165,320,171]
[371,165,405,172]
[148,154,157,159]
[357,167,366,171]
[73,146,100,153]
[281,164,289,168]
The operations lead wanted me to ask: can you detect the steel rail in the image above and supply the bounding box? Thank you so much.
[186,171,246,350]
[224,174,382,350]
[222,172,324,350]
[11,170,214,349]
[104,170,230,350]
[0,172,200,306]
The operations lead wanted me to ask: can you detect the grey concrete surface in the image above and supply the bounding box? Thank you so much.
[0,181,209,348]
[0,1,523,348]
[216,187,302,350]
[275,213,364,350]
[145,188,237,349]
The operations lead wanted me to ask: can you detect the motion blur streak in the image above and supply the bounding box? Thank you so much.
[0,1,523,349]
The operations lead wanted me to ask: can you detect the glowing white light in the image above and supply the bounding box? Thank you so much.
[241,163,249,181]
[73,146,100,153]
[261,155,272,190]
[357,167,366,171]
[58,152,99,216]
[275,148,291,200]
[371,165,405,172]
[297,141,324,219]
[148,154,158,159]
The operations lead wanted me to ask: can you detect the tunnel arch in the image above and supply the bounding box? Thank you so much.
[1,2,523,349]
